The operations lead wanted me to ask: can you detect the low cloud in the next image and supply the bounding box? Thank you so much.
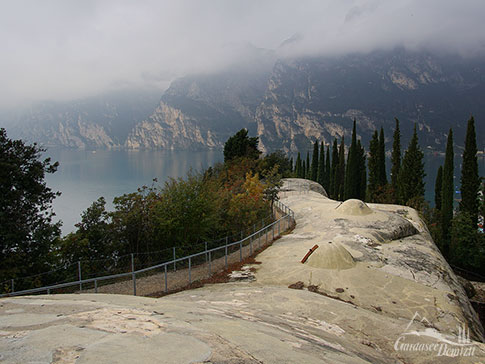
[1,0,484,108]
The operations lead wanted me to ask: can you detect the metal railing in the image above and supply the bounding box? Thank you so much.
[0,200,294,298]
[1,214,278,295]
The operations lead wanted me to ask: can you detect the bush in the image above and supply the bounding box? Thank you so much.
[450,212,485,275]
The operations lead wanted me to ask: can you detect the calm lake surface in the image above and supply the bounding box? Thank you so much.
[45,149,224,234]
[45,148,483,235]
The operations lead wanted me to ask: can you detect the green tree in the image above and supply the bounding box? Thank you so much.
[459,116,480,229]
[441,129,454,256]
[434,166,443,210]
[311,140,319,181]
[0,128,61,283]
[110,184,159,255]
[357,139,367,201]
[330,139,339,198]
[306,151,310,179]
[398,124,425,206]
[450,212,485,275]
[481,178,485,219]
[317,141,325,187]
[378,127,387,186]
[391,118,401,202]
[295,152,302,178]
[324,145,331,193]
[335,137,346,200]
[57,197,113,275]
[223,129,261,162]
[344,120,360,200]
[259,150,292,177]
[367,130,380,201]
[151,173,221,248]
[261,165,284,209]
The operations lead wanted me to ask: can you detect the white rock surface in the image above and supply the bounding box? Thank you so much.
[1,179,484,363]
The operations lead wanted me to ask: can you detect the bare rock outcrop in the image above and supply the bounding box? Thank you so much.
[1,178,484,363]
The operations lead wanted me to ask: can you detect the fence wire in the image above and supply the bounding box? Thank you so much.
[1,200,294,297]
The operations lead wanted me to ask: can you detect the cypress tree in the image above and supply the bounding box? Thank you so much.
[441,129,454,255]
[368,130,379,201]
[306,151,310,179]
[391,118,401,201]
[302,160,306,180]
[344,120,359,199]
[434,166,443,210]
[295,152,302,178]
[311,140,319,181]
[336,137,346,200]
[378,127,387,186]
[330,139,339,198]
[324,145,331,193]
[317,141,325,187]
[398,124,425,205]
[459,116,480,229]
[481,179,485,219]
[289,157,294,174]
[357,139,367,200]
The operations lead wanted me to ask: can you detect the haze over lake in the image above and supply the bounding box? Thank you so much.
[45,149,223,234]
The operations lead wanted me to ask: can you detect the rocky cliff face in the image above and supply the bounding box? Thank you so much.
[5,49,485,151]
[254,50,485,152]
[124,102,220,150]
[126,49,485,153]
[124,62,273,150]
[3,89,162,149]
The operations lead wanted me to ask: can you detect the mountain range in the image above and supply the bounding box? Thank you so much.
[3,47,484,153]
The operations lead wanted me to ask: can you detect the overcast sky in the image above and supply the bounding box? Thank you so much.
[1,0,485,108]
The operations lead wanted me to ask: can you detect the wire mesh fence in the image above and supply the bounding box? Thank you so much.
[0,200,295,298]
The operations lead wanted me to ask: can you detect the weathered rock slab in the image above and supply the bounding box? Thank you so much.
[1,179,484,363]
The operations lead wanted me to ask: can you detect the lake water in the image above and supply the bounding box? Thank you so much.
[45,149,224,234]
[45,148,483,235]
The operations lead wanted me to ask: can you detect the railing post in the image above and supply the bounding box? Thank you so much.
[208,251,212,277]
[78,261,82,291]
[131,253,136,296]
[4,206,297,299]
[205,242,208,262]
[188,257,191,285]
[225,237,228,270]
[173,247,176,272]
